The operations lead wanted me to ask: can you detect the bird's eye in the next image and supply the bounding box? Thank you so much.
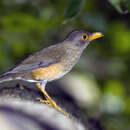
[82,33,88,41]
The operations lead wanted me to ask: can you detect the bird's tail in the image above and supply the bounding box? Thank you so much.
[0,73,14,83]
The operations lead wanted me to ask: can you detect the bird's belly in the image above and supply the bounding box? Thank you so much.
[31,63,64,81]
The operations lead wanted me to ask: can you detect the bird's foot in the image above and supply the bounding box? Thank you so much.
[36,98,52,106]
[39,99,51,106]
[36,83,68,116]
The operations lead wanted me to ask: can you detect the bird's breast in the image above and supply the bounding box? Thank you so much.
[61,47,82,73]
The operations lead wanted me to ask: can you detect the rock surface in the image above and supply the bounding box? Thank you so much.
[0,80,87,130]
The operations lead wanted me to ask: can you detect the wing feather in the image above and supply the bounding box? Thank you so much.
[7,60,59,74]
[5,43,66,74]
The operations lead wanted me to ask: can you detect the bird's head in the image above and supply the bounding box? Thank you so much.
[66,30,103,48]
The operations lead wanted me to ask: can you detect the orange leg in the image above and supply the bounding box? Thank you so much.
[36,83,68,116]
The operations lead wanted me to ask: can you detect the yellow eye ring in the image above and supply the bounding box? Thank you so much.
[82,33,88,41]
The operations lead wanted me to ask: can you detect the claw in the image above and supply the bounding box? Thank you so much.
[40,99,51,105]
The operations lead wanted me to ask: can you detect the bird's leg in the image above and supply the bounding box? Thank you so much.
[36,82,68,115]
[36,81,50,105]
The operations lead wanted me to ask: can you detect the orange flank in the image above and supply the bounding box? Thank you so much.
[31,63,63,80]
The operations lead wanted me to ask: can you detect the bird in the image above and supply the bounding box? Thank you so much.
[0,30,103,115]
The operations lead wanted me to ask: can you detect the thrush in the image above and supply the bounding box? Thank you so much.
[0,30,103,115]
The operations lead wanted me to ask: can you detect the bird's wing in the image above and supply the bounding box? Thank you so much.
[6,43,66,74]
[7,59,60,74]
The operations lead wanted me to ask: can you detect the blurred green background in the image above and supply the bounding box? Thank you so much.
[0,0,130,130]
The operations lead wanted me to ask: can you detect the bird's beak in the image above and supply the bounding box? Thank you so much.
[89,32,104,41]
